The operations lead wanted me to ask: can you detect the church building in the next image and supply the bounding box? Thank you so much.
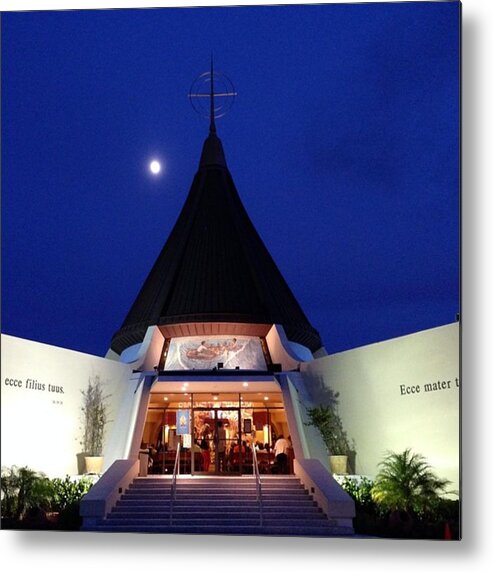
[77,70,357,534]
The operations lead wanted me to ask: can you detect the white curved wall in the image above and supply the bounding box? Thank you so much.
[266,324,304,370]
[1,335,133,477]
[302,323,459,495]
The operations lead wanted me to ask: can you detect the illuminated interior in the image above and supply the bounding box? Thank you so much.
[141,387,293,476]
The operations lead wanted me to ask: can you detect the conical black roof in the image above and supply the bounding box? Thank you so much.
[111,131,322,355]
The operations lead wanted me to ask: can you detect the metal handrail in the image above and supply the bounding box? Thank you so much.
[169,442,181,525]
[251,445,263,527]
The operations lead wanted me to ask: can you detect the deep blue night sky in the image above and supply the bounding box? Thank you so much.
[1,2,460,357]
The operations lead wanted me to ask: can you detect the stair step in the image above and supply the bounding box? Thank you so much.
[123,493,309,499]
[114,504,321,513]
[135,480,300,486]
[127,484,306,493]
[116,498,317,510]
[89,523,353,536]
[132,477,301,482]
[126,489,305,495]
[120,493,314,501]
[104,515,333,529]
[108,509,327,524]
[136,476,299,481]
[130,479,303,485]
[125,494,305,499]
[119,497,314,505]
[124,489,308,495]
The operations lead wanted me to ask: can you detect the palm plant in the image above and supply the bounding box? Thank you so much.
[371,449,451,516]
[1,466,53,520]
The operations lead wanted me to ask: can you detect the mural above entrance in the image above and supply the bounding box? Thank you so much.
[164,336,267,371]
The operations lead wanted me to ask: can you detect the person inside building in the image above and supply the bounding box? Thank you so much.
[273,434,290,474]
[216,421,226,471]
[200,424,211,472]
[233,439,246,454]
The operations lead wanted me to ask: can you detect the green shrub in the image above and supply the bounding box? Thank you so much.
[339,453,460,539]
[1,467,93,530]
[421,496,460,523]
[340,476,388,520]
[371,449,451,516]
[341,477,374,507]
[50,475,93,530]
[51,475,93,512]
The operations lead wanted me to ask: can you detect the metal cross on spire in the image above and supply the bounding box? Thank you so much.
[189,56,237,132]
[209,54,216,133]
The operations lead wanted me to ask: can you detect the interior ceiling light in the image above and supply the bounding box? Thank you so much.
[242,382,248,387]
[163,397,168,401]
[264,396,269,400]
[184,383,189,387]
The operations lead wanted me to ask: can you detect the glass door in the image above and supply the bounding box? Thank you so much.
[192,408,241,475]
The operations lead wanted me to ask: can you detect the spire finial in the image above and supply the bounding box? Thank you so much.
[189,62,237,135]
[210,53,216,134]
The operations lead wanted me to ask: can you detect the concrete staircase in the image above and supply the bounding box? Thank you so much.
[89,475,354,536]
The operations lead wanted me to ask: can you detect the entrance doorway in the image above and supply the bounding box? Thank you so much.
[193,407,248,475]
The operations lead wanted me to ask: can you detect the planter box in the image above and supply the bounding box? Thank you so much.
[329,455,348,475]
[84,456,104,475]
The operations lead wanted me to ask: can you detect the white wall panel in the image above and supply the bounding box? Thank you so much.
[302,323,459,493]
[1,335,132,477]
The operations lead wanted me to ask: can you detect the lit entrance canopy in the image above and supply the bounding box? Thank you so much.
[150,378,280,395]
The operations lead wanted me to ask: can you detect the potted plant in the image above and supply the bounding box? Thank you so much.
[79,376,110,475]
[305,403,354,474]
